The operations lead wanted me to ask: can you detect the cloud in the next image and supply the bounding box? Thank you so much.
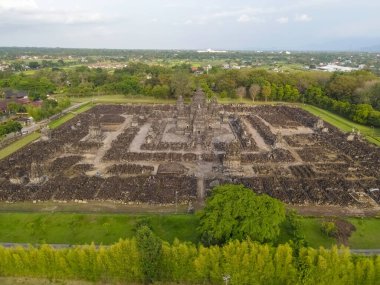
[276,17,289,24]
[0,0,109,25]
[295,14,312,22]
[237,14,251,23]
[0,0,37,10]
[189,6,270,24]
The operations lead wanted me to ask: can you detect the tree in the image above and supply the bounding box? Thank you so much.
[249,84,261,102]
[236,86,247,100]
[0,120,23,136]
[28,61,40,70]
[261,84,272,102]
[151,84,170,99]
[170,71,192,98]
[350,104,373,124]
[198,184,286,245]
[136,226,163,284]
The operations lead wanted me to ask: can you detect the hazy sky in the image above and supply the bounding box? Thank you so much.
[0,0,379,50]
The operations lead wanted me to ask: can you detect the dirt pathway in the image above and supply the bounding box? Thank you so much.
[92,115,131,167]
[241,117,270,151]
[129,123,151,152]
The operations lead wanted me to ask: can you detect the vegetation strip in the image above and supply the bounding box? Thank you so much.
[0,237,378,284]
[0,132,40,160]
[301,104,380,145]
[0,212,378,249]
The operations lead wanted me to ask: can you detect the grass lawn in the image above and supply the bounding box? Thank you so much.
[298,218,336,248]
[348,217,380,249]
[0,132,40,160]
[48,103,93,129]
[0,212,379,249]
[64,94,284,105]
[300,104,380,146]
[0,213,199,245]
[67,94,177,104]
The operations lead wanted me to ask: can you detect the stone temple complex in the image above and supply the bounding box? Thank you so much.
[0,88,379,209]
[173,89,221,142]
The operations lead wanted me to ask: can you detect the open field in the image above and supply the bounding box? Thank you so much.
[299,218,336,248]
[300,104,380,146]
[65,94,285,105]
[0,212,378,249]
[0,132,40,160]
[67,94,177,104]
[0,213,198,245]
[348,217,380,249]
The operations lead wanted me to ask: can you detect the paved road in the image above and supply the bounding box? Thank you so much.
[1,242,379,255]
[349,249,380,255]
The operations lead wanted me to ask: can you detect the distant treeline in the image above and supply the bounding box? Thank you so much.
[0,238,378,285]
[0,47,378,69]
[1,63,380,126]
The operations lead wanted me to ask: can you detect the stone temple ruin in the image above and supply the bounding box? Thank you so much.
[0,88,379,209]
[174,89,221,138]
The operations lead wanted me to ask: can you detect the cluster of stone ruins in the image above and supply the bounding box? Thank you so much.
[0,89,379,207]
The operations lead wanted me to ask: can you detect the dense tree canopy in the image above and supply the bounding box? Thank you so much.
[0,120,22,137]
[198,184,286,245]
[136,226,163,284]
[1,62,380,126]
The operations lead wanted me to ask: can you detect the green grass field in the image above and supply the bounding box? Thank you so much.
[0,213,198,245]
[0,213,378,249]
[348,217,380,249]
[67,94,177,104]
[0,132,40,160]
[300,104,380,146]
[298,218,336,248]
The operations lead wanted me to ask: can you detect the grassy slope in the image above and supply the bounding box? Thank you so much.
[0,213,378,248]
[300,104,380,146]
[48,103,93,129]
[0,132,40,160]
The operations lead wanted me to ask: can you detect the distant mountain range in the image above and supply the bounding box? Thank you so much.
[301,37,380,52]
